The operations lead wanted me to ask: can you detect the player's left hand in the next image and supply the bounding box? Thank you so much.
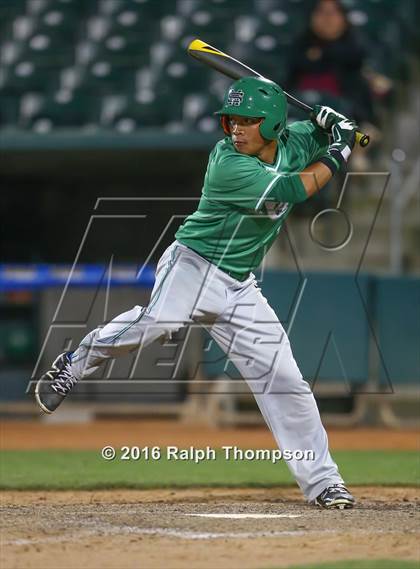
[312,105,349,130]
[318,117,358,176]
[327,118,358,168]
[331,118,358,152]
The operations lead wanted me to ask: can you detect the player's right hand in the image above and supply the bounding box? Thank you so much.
[312,105,348,130]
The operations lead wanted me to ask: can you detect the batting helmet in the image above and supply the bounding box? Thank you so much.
[215,76,287,140]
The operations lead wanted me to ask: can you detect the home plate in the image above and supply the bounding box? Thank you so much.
[186,514,302,519]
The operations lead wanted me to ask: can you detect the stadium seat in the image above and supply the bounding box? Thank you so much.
[154,51,211,101]
[233,9,300,44]
[94,9,158,53]
[181,9,233,49]
[106,91,182,130]
[346,2,405,76]
[205,69,231,101]
[182,91,220,132]
[0,95,20,128]
[12,30,75,68]
[84,32,151,69]
[0,61,61,94]
[0,1,26,35]
[25,0,88,18]
[226,38,289,85]
[19,90,98,130]
[77,60,136,95]
[97,0,165,17]
[177,0,255,19]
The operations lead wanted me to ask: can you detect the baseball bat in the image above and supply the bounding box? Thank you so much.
[188,39,370,148]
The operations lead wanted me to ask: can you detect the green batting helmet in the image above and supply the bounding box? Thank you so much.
[215,76,287,140]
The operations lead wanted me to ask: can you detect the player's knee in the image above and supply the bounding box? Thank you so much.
[267,368,311,393]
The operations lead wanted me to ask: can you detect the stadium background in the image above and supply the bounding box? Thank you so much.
[0,1,419,568]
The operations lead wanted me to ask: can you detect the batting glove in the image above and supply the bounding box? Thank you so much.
[319,118,358,175]
[312,105,348,130]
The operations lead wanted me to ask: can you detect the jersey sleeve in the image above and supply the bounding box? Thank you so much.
[288,120,330,165]
[211,152,308,212]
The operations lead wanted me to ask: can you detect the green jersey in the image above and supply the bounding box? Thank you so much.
[175,120,328,281]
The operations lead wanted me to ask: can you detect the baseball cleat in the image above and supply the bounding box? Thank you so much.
[35,352,77,414]
[314,484,355,509]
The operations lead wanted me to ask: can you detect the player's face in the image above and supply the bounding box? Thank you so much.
[228,115,266,155]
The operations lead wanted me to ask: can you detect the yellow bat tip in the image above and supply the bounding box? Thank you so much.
[187,38,225,58]
[188,38,207,51]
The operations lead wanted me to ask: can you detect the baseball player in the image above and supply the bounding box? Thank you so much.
[36,77,356,509]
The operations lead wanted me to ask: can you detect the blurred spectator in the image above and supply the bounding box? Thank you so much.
[286,0,378,127]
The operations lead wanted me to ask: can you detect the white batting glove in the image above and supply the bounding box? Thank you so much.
[312,105,348,130]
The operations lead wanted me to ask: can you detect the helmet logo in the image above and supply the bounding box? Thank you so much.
[226,89,244,107]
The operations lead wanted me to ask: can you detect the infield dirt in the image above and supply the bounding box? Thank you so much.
[1,420,419,450]
[1,487,419,569]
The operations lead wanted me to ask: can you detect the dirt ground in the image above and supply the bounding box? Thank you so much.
[1,487,419,569]
[1,421,419,568]
[1,419,419,450]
